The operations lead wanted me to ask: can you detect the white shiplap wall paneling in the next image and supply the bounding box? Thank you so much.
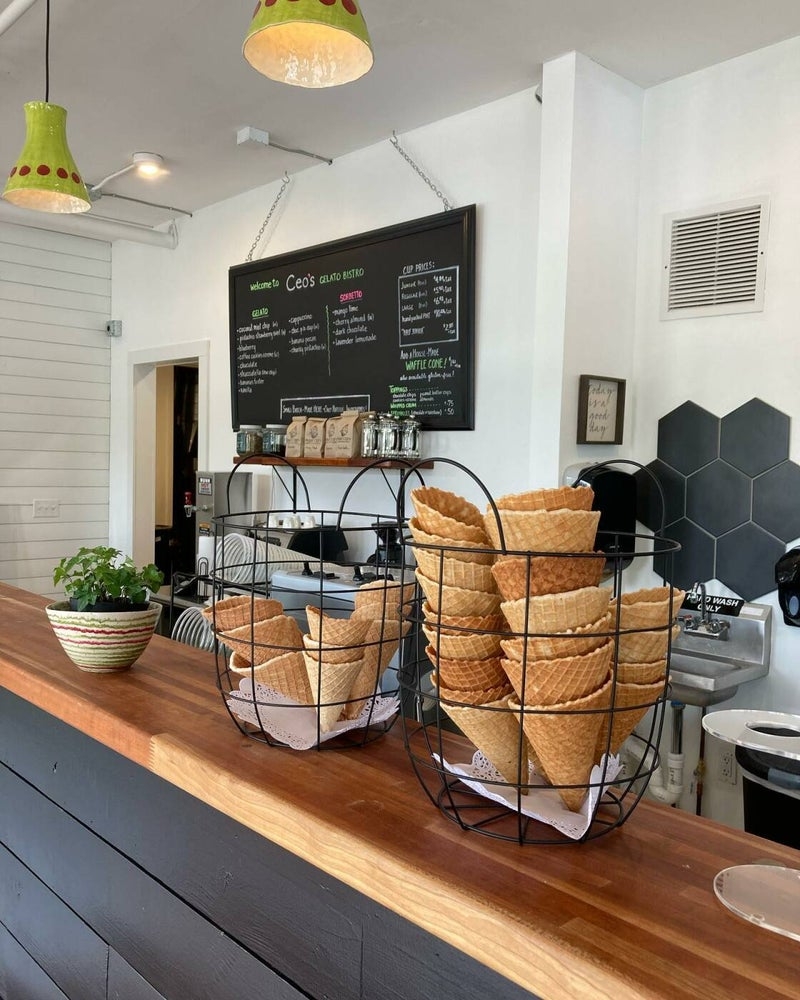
[0,222,111,597]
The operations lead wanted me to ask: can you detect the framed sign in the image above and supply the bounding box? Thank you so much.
[577,375,626,445]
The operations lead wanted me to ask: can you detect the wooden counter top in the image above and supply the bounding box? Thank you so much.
[0,583,797,1000]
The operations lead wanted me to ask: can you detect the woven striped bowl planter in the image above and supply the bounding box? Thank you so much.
[45,601,161,673]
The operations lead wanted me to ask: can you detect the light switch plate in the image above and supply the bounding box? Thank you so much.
[33,499,60,519]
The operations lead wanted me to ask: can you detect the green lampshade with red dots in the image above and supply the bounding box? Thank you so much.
[3,102,90,214]
[244,0,373,88]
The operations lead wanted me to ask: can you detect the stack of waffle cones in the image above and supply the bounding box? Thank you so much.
[596,587,685,760]
[206,597,310,705]
[487,486,615,811]
[303,607,370,730]
[410,487,529,782]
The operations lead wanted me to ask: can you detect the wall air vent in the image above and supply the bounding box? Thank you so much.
[661,198,769,320]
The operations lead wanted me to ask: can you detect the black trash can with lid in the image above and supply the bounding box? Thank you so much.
[735,735,800,849]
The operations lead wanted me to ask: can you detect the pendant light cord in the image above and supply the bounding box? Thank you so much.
[44,0,50,102]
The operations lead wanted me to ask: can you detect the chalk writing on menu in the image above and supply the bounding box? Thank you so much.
[585,378,620,443]
[229,207,475,431]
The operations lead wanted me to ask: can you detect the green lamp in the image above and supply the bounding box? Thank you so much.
[2,0,90,214]
[3,102,90,214]
[243,0,373,88]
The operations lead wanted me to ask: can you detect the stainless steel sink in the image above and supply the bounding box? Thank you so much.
[667,601,772,707]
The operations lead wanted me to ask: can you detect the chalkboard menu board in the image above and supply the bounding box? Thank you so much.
[229,205,476,431]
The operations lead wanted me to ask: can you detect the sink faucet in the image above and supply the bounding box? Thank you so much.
[682,582,729,640]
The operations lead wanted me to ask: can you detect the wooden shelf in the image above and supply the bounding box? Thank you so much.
[233,455,433,469]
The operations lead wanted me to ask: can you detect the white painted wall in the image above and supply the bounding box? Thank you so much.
[633,35,800,826]
[0,223,110,596]
[109,90,541,555]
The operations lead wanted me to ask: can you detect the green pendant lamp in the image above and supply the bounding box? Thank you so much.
[243,0,373,88]
[3,0,90,213]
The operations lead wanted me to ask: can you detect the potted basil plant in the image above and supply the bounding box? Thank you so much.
[47,546,164,673]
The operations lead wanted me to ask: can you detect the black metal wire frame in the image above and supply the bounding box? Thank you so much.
[396,456,682,845]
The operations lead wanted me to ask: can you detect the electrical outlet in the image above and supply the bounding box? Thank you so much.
[719,749,737,785]
[33,499,60,519]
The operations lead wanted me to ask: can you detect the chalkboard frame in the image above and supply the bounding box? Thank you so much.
[228,205,476,431]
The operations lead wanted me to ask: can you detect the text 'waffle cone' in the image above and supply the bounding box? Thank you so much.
[302,652,364,732]
[512,674,613,812]
[502,641,613,705]
[502,586,611,635]
[491,553,605,601]
[440,695,530,787]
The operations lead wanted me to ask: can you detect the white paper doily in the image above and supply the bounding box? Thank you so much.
[227,676,399,749]
[433,750,623,840]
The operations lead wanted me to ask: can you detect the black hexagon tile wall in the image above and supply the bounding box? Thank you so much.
[635,399,799,600]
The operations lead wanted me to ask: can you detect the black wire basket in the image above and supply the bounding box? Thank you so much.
[209,459,424,750]
[397,459,682,845]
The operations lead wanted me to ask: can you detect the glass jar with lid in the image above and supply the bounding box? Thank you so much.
[377,413,401,458]
[261,424,287,455]
[360,411,378,458]
[400,416,421,458]
[236,425,262,456]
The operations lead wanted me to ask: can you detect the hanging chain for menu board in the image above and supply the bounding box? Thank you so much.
[390,132,452,212]
[246,172,292,262]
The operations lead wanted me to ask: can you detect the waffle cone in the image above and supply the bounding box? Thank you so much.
[413,547,497,592]
[596,678,666,758]
[491,552,605,601]
[611,587,686,629]
[353,579,416,618]
[422,603,506,635]
[501,613,611,661]
[202,595,283,631]
[339,617,404,720]
[432,673,512,706]
[425,645,507,690]
[302,633,363,664]
[410,486,485,530]
[502,641,614,706]
[616,659,667,685]
[416,570,501,618]
[422,623,502,660]
[306,606,371,649]
[302,652,364,732]
[494,485,594,512]
[222,614,303,665]
[502,586,611,635]
[439,695,530,787]
[484,508,600,553]
[408,518,495,564]
[616,623,681,664]
[229,650,313,705]
[512,674,613,812]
